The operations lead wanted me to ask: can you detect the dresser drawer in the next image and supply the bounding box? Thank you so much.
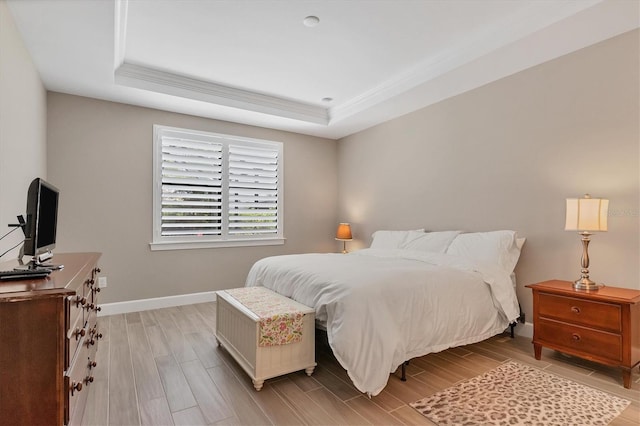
[66,294,89,369]
[66,313,88,369]
[66,336,93,426]
[537,318,622,363]
[538,293,621,333]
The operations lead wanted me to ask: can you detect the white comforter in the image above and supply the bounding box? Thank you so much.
[245,248,520,396]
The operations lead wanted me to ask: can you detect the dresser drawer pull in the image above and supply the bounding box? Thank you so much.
[73,327,86,340]
[84,375,94,385]
[75,296,87,307]
[88,360,97,369]
[571,306,581,314]
[571,333,581,342]
[70,381,83,395]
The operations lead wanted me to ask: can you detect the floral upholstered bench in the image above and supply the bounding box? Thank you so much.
[215,287,316,391]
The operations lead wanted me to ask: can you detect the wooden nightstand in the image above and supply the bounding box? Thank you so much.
[526,280,640,389]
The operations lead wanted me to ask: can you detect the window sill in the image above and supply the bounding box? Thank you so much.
[149,237,285,251]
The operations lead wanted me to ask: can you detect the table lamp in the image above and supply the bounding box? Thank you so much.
[335,223,353,254]
[565,194,608,290]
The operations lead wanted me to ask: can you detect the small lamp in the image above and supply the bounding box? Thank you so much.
[335,223,353,254]
[565,194,608,290]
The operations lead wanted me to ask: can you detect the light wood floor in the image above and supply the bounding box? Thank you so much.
[81,303,640,425]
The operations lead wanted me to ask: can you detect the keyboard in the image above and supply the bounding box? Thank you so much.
[0,268,51,281]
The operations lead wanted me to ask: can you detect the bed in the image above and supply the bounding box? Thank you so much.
[245,229,523,396]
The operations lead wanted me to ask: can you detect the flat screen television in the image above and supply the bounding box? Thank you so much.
[23,178,59,259]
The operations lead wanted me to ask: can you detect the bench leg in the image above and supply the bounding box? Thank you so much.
[252,379,264,391]
[305,366,315,376]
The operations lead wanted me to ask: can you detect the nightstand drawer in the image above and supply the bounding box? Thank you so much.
[538,318,622,363]
[538,293,621,333]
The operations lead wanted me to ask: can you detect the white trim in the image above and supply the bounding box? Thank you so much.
[115,62,329,125]
[149,237,285,251]
[113,0,128,69]
[98,291,217,316]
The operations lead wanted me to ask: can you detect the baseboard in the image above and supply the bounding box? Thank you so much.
[98,291,217,316]
[98,294,537,341]
[514,321,533,339]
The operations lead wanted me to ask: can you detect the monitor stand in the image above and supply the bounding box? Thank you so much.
[15,249,64,271]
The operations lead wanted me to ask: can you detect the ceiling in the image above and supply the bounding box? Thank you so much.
[6,0,639,139]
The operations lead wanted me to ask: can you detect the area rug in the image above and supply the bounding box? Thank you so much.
[410,361,630,425]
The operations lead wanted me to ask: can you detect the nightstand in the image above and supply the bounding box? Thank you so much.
[526,280,640,389]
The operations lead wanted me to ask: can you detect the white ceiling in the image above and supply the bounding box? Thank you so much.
[6,0,639,139]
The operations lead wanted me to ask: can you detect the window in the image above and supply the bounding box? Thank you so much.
[151,125,284,250]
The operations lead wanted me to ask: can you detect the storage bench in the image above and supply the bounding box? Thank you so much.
[215,287,316,391]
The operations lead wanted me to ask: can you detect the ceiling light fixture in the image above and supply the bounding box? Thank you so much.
[303,16,320,27]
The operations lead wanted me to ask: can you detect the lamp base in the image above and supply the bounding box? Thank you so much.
[573,277,604,291]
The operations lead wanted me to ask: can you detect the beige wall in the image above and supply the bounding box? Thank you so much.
[0,0,47,260]
[47,93,338,303]
[337,29,640,324]
[5,0,637,323]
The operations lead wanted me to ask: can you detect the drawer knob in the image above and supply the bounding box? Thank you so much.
[94,305,102,313]
[94,267,101,274]
[73,327,86,339]
[84,375,94,385]
[571,333,581,342]
[70,381,83,395]
[85,338,96,347]
[571,306,581,314]
[93,287,101,293]
[75,296,87,307]
[89,360,97,369]
[96,332,103,340]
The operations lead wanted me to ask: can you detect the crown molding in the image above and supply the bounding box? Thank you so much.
[112,0,328,125]
[114,0,128,69]
[114,62,329,125]
[330,0,603,124]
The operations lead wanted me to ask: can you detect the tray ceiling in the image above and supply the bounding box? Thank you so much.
[7,0,639,139]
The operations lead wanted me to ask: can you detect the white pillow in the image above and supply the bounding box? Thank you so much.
[370,229,425,249]
[401,230,461,253]
[446,230,523,273]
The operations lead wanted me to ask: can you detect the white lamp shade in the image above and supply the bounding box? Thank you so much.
[565,196,608,232]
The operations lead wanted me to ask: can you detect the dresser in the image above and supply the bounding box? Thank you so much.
[526,280,640,388]
[0,252,102,425]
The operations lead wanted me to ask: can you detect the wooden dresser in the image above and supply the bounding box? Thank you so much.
[526,279,640,388]
[0,252,102,425]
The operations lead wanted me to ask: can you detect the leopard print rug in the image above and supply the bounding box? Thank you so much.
[410,361,630,425]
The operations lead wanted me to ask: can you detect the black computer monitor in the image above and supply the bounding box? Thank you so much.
[23,178,59,258]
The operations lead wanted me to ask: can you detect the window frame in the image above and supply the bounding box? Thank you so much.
[150,125,284,251]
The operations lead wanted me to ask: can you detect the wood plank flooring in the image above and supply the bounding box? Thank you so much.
[81,303,640,425]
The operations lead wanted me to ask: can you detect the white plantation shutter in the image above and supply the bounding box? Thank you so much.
[160,137,223,237]
[152,125,283,249]
[228,144,279,236]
